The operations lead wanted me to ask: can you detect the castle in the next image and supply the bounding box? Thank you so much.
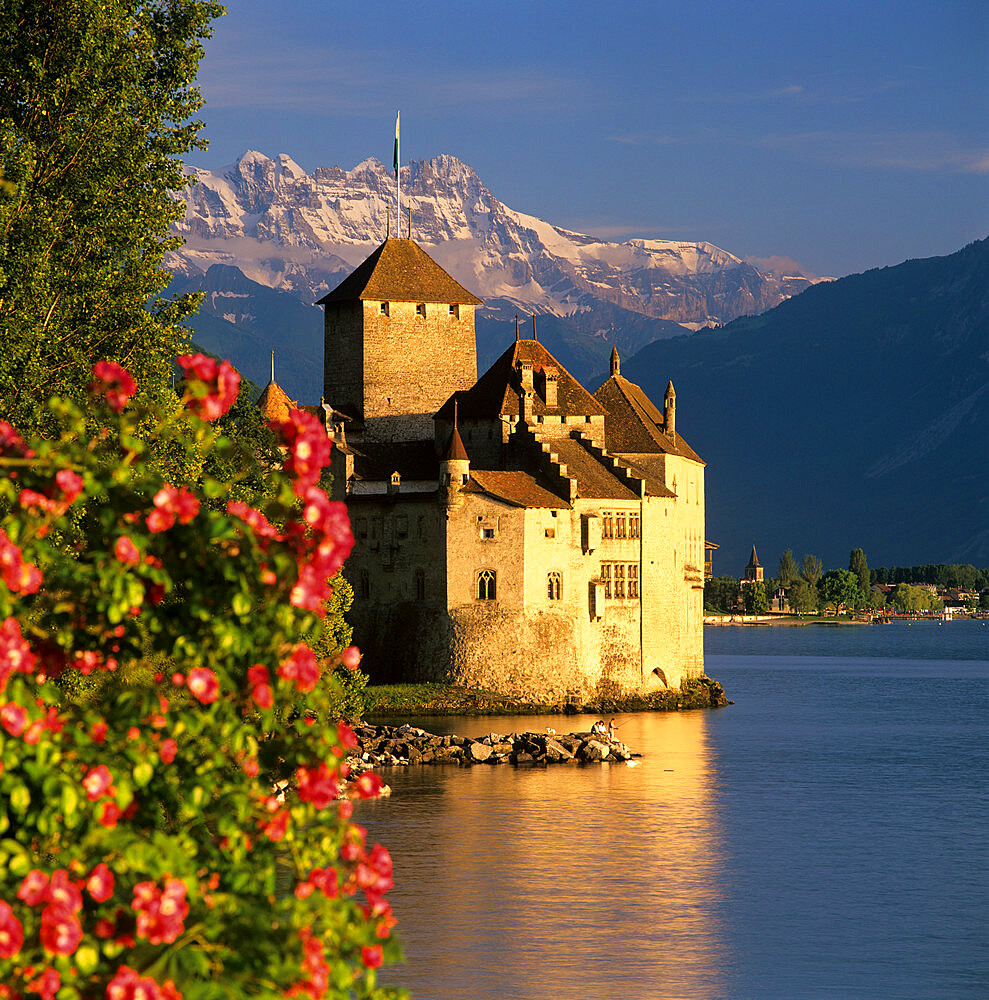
[272,237,707,702]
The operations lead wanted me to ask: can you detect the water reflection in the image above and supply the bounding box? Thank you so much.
[359,712,729,1000]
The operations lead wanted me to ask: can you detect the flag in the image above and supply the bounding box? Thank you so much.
[393,111,400,179]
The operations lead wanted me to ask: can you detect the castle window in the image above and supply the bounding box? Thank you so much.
[544,526,555,538]
[477,570,497,601]
[415,568,425,600]
[601,563,612,599]
[628,564,639,599]
[614,563,625,598]
[547,572,562,600]
[481,527,496,540]
[357,518,368,539]
[360,570,370,600]
[416,303,426,318]
[380,302,389,316]
[602,512,614,539]
[449,304,459,319]
[396,515,408,538]
[616,514,627,539]
[630,514,640,539]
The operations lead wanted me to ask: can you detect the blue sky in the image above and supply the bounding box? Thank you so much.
[195,0,988,277]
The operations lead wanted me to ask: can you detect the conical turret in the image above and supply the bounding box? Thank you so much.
[439,401,470,509]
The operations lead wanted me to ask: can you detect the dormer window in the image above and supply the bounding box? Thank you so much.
[379,302,389,316]
[416,303,426,318]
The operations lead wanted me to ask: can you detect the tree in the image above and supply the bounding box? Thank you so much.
[818,568,859,616]
[888,584,942,613]
[787,578,817,614]
[742,580,769,613]
[0,0,223,437]
[704,575,740,613]
[778,549,799,589]
[849,548,870,605]
[0,360,403,997]
[801,553,823,588]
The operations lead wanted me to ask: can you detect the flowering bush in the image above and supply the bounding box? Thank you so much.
[0,359,403,998]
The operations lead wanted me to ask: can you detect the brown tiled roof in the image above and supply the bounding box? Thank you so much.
[593,375,704,464]
[256,380,296,423]
[443,424,469,461]
[465,470,570,509]
[603,454,675,498]
[435,339,608,421]
[316,239,482,306]
[549,439,639,501]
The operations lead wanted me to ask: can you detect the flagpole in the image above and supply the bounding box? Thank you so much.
[394,111,401,239]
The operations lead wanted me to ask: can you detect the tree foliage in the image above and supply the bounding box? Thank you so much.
[0,362,403,998]
[742,580,768,614]
[777,549,799,589]
[887,584,943,613]
[848,548,870,604]
[801,553,823,588]
[818,568,859,615]
[787,578,817,614]
[704,575,740,613]
[0,0,223,437]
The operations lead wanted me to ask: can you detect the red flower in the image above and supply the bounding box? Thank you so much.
[159,738,178,764]
[82,764,114,801]
[361,945,383,969]
[296,763,340,810]
[337,721,359,750]
[341,645,362,670]
[39,905,82,956]
[114,536,140,566]
[0,420,33,459]
[90,361,137,413]
[187,667,219,704]
[0,617,36,693]
[106,965,177,1000]
[273,410,332,497]
[177,353,240,421]
[277,644,320,693]
[86,863,115,903]
[99,802,122,828]
[0,529,42,593]
[147,484,200,532]
[26,966,60,1000]
[90,719,109,743]
[355,771,384,800]
[0,901,24,958]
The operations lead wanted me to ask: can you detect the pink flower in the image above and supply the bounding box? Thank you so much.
[106,964,178,1000]
[0,420,33,459]
[177,353,240,421]
[17,869,50,906]
[39,905,82,956]
[273,410,332,497]
[147,484,200,532]
[0,528,42,594]
[83,764,114,801]
[1,702,27,737]
[187,667,219,704]
[26,966,60,1000]
[114,536,140,566]
[277,644,320,693]
[86,863,115,903]
[341,645,362,670]
[89,361,137,413]
[0,617,36,693]
[0,901,24,958]
[132,878,189,945]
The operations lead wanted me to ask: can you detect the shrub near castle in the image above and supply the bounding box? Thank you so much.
[0,360,403,999]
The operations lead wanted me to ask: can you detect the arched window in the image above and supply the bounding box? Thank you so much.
[547,572,562,600]
[477,570,497,601]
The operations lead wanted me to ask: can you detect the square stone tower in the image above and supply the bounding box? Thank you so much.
[317,238,482,443]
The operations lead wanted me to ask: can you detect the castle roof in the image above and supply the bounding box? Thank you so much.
[747,544,761,568]
[442,423,469,462]
[435,339,607,421]
[256,379,296,423]
[549,439,640,500]
[464,470,571,509]
[316,238,482,306]
[593,373,703,464]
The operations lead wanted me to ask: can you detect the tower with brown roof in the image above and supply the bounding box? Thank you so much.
[317,238,482,443]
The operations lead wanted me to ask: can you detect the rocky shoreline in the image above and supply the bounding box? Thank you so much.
[351,722,640,769]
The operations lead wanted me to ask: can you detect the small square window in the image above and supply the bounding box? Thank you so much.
[380,302,389,316]
[482,527,496,540]
[416,303,426,318]
[449,304,459,318]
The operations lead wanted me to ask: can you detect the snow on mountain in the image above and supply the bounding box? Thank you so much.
[169,151,818,326]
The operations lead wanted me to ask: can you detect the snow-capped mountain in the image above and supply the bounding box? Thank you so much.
[169,152,817,327]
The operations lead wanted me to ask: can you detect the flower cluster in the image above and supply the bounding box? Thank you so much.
[0,361,398,998]
[177,353,240,421]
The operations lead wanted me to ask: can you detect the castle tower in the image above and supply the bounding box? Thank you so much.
[439,402,470,509]
[317,238,482,443]
[610,345,620,377]
[664,380,676,438]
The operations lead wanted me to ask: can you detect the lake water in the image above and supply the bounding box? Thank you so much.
[359,619,989,999]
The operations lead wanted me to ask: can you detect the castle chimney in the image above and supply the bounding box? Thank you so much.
[664,380,676,438]
[610,346,620,377]
[540,365,558,408]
